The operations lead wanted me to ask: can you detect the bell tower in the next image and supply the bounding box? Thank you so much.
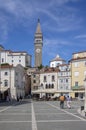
[34,19,43,67]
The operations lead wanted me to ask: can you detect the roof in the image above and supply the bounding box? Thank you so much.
[0,49,31,56]
[50,55,65,62]
[58,64,69,67]
[69,56,86,62]
[73,50,86,54]
[40,67,60,73]
[1,64,13,69]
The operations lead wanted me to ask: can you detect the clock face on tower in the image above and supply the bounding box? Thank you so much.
[36,48,41,53]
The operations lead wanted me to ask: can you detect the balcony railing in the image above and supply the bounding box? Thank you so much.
[72,85,84,90]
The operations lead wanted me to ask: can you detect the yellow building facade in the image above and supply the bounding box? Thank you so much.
[70,51,86,98]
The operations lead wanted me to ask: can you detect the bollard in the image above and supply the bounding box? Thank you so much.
[81,106,84,111]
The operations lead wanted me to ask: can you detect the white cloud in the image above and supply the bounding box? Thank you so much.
[0,0,36,42]
[0,0,34,18]
[75,34,86,39]
[44,38,72,47]
[37,2,82,32]
[0,0,84,43]
[43,38,72,59]
[49,0,79,7]
[0,14,9,43]
[43,36,86,62]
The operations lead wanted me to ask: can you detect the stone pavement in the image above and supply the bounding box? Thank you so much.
[0,99,86,130]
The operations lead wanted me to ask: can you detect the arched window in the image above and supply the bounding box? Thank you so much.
[52,75,55,81]
[49,84,51,88]
[44,76,47,82]
[52,84,54,88]
[46,84,48,89]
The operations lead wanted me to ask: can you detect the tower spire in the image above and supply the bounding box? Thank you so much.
[35,18,42,34]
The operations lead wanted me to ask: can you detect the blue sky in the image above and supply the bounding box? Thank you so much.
[0,0,86,66]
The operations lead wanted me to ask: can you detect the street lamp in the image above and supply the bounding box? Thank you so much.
[84,76,86,114]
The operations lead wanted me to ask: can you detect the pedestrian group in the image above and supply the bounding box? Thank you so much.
[59,93,72,109]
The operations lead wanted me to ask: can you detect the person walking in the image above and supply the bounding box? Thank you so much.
[59,93,65,109]
[66,95,71,109]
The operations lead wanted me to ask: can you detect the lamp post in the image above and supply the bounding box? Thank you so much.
[84,76,86,113]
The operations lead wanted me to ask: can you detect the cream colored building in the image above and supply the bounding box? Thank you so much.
[31,67,59,99]
[70,51,86,99]
[39,68,59,98]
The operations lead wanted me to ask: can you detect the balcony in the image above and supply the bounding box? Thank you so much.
[72,85,84,90]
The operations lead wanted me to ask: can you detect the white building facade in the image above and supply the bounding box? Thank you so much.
[0,64,25,100]
[58,64,71,97]
[50,55,66,68]
[0,46,31,67]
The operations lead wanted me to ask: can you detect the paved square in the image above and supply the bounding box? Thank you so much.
[0,99,86,130]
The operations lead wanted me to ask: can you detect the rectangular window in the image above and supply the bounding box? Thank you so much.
[19,60,21,62]
[33,80,36,83]
[74,72,79,76]
[16,72,18,76]
[2,58,4,63]
[75,82,78,86]
[60,79,63,83]
[34,86,37,90]
[84,62,86,66]
[52,64,54,67]
[66,72,68,76]
[4,72,8,75]
[66,79,68,83]
[44,76,47,82]
[56,63,60,67]
[84,71,86,76]
[4,80,8,87]
[52,75,55,81]
[60,86,63,89]
[33,75,36,78]
[75,63,79,67]
[66,86,68,89]
[61,72,63,76]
